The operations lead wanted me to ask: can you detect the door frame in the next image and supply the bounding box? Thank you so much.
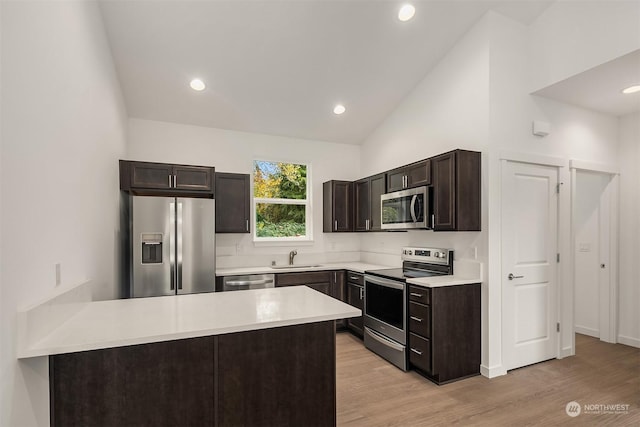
[570,160,619,350]
[498,152,568,371]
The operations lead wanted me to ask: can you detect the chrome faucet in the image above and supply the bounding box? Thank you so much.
[289,250,298,265]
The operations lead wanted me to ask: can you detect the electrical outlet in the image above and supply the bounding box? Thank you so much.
[55,263,61,286]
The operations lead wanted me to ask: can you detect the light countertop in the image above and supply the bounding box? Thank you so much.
[216,261,393,276]
[407,275,481,288]
[18,286,360,359]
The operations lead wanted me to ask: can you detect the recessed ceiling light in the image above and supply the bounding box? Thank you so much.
[333,104,346,115]
[622,85,640,94]
[190,78,206,91]
[398,4,415,22]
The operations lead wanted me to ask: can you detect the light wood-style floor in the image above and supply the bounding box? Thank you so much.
[336,332,639,426]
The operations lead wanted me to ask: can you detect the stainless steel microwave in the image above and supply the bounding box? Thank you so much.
[381,186,430,230]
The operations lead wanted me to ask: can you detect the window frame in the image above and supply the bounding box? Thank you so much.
[252,160,313,243]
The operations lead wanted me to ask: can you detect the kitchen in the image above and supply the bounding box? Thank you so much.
[2,1,639,426]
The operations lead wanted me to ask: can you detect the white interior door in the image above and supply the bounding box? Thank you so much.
[502,161,559,370]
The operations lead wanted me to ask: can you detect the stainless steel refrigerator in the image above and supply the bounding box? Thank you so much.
[122,195,215,298]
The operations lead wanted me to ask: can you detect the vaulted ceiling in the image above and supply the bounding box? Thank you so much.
[98,1,585,145]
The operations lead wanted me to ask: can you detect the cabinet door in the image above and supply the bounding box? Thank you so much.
[130,161,174,190]
[330,270,345,301]
[354,178,370,231]
[215,173,250,233]
[406,160,431,188]
[347,282,364,337]
[173,165,214,192]
[307,282,331,295]
[369,173,386,231]
[334,181,353,232]
[386,167,407,193]
[432,152,456,230]
[323,181,353,232]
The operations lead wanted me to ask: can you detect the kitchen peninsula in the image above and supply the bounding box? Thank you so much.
[18,283,360,426]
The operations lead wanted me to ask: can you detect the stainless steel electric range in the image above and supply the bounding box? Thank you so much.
[363,247,453,371]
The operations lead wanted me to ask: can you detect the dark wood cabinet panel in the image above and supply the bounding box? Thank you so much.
[409,333,432,374]
[323,180,353,232]
[432,152,455,230]
[406,160,431,188]
[408,301,431,338]
[386,168,407,193]
[215,172,250,233]
[51,323,338,427]
[174,165,214,192]
[431,150,481,231]
[50,337,215,427]
[354,173,386,232]
[275,271,332,287]
[128,161,174,190]
[408,283,481,385]
[354,178,370,232]
[331,270,346,329]
[386,160,431,192]
[346,281,364,338]
[217,322,336,427]
[120,160,214,197]
[369,173,386,231]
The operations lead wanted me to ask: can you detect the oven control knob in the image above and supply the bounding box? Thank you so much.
[408,250,413,255]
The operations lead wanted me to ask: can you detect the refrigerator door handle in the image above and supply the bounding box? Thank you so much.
[177,202,183,290]
[169,202,176,291]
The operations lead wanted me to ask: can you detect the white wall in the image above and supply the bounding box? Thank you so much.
[618,112,640,348]
[529,0,640,92]
[127,118,362,268]
[574,171,611,337]
[359,8,628,378]
[0,1,128,425]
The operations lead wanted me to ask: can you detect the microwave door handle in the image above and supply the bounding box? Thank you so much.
[410,195,418,223]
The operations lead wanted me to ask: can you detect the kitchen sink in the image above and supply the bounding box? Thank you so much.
[270,264,323,269]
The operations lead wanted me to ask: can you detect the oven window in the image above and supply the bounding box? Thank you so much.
[366,281,404,329]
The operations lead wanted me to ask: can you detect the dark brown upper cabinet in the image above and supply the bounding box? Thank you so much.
[386,159,431,193]
[355,173,386,232]
[120,160,214,197]
[431,150,481,231]
[215,172,250,233]
[323,180,353,232]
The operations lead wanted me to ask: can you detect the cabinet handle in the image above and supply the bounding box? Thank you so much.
[410,348,423,356]
[169,175,172,187]
[431,214,435,229]
[359,287,364,299]
[334,220,338,231]
[349,276,359,281]
[410,292,423,298]
[410,316,423,323]
[246,219,249,231]
[173,175,177,187]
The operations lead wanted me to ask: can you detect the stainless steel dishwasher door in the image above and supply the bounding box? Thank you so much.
[222,274,275,291]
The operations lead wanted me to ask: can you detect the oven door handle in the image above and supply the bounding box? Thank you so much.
[410,194,418,223]
[365,327,404,352]
[365,275,405,290]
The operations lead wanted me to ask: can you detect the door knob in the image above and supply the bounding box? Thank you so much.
[508,273,524,280]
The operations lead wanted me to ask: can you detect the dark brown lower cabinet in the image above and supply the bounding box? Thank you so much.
[408,283,481,385]
[345,271,364,338]
[50,322,336,427]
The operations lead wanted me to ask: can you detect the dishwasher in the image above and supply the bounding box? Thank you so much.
[222,274,275,291]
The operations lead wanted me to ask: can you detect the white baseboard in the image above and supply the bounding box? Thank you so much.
[575,325,599,338]
[559,346,574,358]
[480,364,507,378]
[618,335,640,349]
